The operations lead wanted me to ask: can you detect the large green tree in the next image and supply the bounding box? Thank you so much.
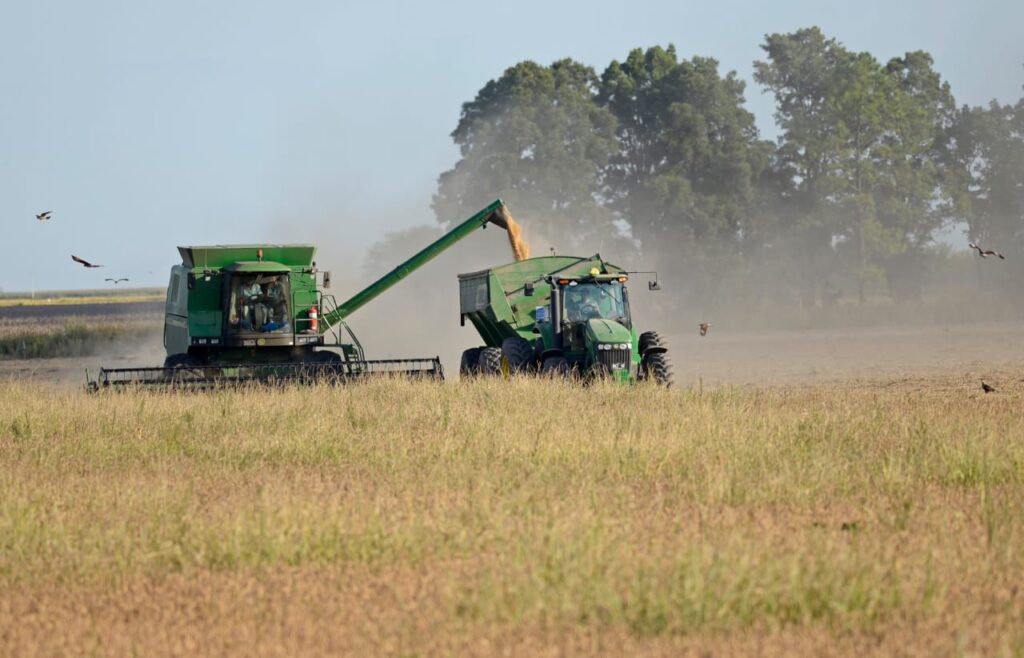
[945,98,1024,289]
[756,29,956,301]
[598,46,770,251]
[432,59,618,251]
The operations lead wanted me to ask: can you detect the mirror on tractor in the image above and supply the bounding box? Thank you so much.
[187,272,196,290]
[323,271,332,289]
[648,279,661,291]
[524,282,535,296]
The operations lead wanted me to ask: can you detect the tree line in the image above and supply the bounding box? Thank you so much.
[430,27,1024,308]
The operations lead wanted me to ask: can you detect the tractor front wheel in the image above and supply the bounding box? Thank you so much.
[638,331,664,355]
[642,351,675,388]
[477,347,502,376]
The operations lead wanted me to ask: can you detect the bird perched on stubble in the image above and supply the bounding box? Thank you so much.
[35,211,51,221]
[699,322,711,337]
[981,381,996,394]
[71,255,103,268]
[969,242,1005,259]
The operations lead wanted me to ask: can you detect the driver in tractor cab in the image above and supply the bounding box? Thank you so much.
[567,287,601,322]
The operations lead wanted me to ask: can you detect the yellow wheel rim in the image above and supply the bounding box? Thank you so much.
[500,356,511,378]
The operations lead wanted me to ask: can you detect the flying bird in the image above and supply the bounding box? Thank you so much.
[71,255,103,268]
[699,322,711,337]
[35,211,51,221]
[968,243,1005,259]
[981,381,996,394]
[105,278,129,284]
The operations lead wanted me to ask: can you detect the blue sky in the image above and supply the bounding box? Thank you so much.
[2,0,1021,291]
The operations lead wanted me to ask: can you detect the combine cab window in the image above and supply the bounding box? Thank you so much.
[563,282,630,326]
[227,274,292,334]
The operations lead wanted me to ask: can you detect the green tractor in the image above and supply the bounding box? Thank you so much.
[90,200,518,388]
[458,255,674,386]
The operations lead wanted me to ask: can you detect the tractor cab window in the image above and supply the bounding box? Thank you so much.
[562,282,630,326]
[227,274,292,334]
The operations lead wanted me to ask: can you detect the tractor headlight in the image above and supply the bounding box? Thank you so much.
[619,343,630,349]
[598,343,609,350]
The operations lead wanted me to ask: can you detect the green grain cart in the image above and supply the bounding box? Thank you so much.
[458,255,674,386]
[90,200,517,388]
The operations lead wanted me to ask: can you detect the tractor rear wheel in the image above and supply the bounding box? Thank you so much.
[541,356,569,377]
[460,347,483,377]
[501,336,533,373]
[477,347,502,376]
[638,331,664,354]
[642,351,675,388]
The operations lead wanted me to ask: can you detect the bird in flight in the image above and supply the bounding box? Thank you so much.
[35,211,52,221]
[105,277,129,284]
[968,243,1005,259]
[71,255,103,268]
[981,380,996,394]
[699,322,711,337]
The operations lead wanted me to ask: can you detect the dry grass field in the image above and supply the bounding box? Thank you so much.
[1,372,1022,656]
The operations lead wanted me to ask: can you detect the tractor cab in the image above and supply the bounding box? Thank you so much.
[551,272,633,353]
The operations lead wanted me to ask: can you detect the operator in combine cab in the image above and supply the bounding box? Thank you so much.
[263,276,289,333]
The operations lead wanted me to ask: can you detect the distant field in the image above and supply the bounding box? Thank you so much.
[0,376,1021,656]
[0,293,163,307]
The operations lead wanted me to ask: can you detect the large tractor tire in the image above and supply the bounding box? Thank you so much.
[638,331,664,354]
[460,347,483,377]
[501,336,533,374]
[477,347,503,376]
[541,356,569,377]
[642,350,675,388]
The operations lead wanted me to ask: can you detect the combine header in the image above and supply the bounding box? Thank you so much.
[89,200,517,390]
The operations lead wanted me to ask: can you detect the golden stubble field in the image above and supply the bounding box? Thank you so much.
[0,373,1022,657]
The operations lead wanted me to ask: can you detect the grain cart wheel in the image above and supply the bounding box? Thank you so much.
[477,347,502,376]
[642,351,675,388]
[638,331,664,354]
[501,336,533,374]
[541,356,569,377]
[460,347,483,377]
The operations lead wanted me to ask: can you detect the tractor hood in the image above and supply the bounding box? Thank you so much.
[584,318,632,346]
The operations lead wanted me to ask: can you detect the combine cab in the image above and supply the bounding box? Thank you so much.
[90,200,517,389]
[458,255,674,386]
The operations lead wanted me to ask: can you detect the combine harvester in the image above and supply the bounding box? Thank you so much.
[89,200,518,389]
[458,255,674,386]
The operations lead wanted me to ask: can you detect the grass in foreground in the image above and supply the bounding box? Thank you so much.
[0,377,1022,656]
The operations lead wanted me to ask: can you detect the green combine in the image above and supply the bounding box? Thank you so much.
[89,200,517,389]
[458,255,674,386]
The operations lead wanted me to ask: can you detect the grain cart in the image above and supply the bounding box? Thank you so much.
[89,200,517,389]
[458,255,674,385]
